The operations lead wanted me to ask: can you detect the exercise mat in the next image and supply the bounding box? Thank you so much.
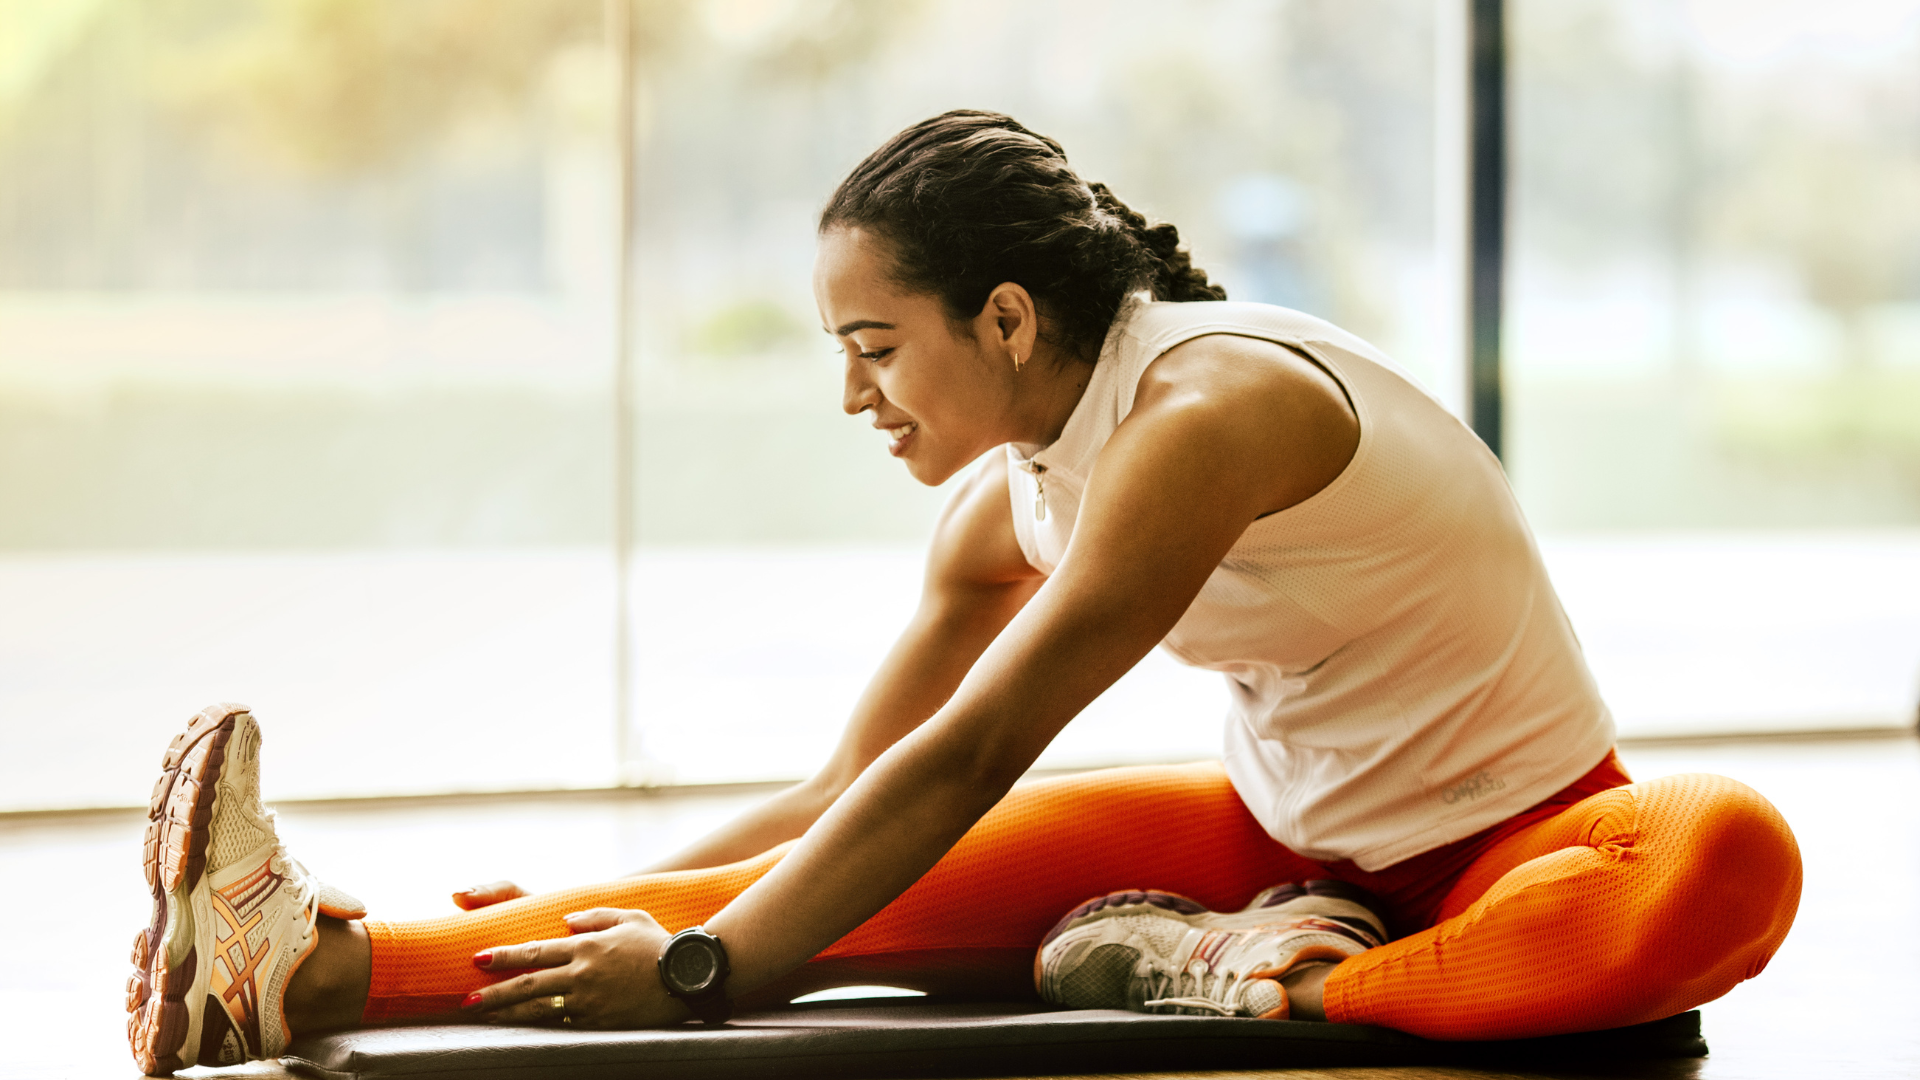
[282,998,1707,1080]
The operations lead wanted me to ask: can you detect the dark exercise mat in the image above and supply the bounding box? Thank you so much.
[281,998,1707,1080]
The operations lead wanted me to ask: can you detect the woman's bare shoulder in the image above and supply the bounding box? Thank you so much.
[1134,332,1348,411]
[1126,333,1359,516]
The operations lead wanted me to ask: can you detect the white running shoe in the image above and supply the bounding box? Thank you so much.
[126,704,364,1076]
[1034,882,1387,1020]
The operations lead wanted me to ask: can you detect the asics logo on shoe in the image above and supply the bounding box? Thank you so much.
[220,856,288,921]
[208,855,291,1059]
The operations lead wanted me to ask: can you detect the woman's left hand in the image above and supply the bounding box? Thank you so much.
[463,908,692,1028]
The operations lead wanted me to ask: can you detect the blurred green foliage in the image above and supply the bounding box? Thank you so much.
[1508,0,1920,527]
[2,0,1917,547]
[1714,136,1920,371]
[691,299,809,359]
[1717,370,1920,466]
[1518,0,1920,371]
[155,0,634,175]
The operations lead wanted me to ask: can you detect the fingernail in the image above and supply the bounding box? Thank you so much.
[453,887,474,897]
[461,991,483,1010]
[472,951,492,968]
[562,912,582,921]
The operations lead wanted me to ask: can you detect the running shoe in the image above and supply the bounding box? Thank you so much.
[1034,880,1387,1019]
[126,704,364,1075]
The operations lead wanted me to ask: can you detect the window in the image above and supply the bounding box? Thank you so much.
[3,0,1912,812]
[1508,0,1920,735]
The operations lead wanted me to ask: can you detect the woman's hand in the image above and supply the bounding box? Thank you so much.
[452,880,528,910]
[462,908,691,1029]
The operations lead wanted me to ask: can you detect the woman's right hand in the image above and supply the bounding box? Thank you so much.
[453,880,529,910]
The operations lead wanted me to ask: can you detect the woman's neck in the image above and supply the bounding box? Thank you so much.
[1015,349,1098,449]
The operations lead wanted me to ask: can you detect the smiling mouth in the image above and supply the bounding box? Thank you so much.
[885,422,917,440]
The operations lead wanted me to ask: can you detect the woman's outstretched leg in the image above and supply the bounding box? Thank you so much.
[1321,773,1803,1039]
[350,760,1321,1023]
[354,845,791,1022]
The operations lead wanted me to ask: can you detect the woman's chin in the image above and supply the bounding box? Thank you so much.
[898,450,958,488]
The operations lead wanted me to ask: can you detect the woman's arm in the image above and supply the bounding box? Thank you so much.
[468,336,1356,1025]
[702,336,1360,995]
[637,453,1045,874]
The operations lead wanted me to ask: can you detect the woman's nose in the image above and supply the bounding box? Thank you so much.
[843,355,880,415]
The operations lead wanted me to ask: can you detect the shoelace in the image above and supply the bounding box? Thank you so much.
[1134,916,1367,1017]
[1138,957,1260,1017]
[270,846,321,929]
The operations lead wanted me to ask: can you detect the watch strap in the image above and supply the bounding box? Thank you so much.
[682,983,732,1025]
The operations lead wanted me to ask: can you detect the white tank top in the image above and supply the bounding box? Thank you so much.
[1006,298,1615,870]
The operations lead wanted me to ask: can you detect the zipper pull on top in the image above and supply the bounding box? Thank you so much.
[1023,461,1049,521]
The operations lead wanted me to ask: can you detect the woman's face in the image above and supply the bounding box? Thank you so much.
[814,226,1017,486]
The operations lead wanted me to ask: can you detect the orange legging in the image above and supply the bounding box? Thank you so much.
[361,755,1800,1040]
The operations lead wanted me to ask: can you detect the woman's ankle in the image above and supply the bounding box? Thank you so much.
[286,916,373,1036]
[1279,961,1334,1021]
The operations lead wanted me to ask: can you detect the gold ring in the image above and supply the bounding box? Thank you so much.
[550,994,568,1022]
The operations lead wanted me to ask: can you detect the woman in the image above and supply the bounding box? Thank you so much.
[127,111,1801,1075]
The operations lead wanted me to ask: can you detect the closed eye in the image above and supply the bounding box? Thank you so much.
[859,348,894,363]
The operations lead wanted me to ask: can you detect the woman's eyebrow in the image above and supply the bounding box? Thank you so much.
[833,319,895,336]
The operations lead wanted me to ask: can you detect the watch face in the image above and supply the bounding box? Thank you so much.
[667,938,719,993]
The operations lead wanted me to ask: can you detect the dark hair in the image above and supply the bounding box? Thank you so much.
[820,110,1225,361]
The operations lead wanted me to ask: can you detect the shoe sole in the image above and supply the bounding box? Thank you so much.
[127,703,248,1077]
[1245,879,1382,914]
[1040,889,1209,953]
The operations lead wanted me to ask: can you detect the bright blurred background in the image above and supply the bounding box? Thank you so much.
[1,0,1916,811]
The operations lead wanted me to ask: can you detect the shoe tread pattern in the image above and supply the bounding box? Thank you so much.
[129,704,247,1077]
[1040,889,1209,949]
[1251,878,1381,910]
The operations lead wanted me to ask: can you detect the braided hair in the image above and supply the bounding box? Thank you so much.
[820,110,1225,361]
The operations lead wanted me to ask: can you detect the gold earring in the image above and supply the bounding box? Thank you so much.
[1012,351,1024,372]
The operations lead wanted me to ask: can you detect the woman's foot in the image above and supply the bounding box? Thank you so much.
[126,705,364,1075]
[1033,881,1386,1020]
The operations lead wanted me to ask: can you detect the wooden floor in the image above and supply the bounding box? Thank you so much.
[5,732,1914,1080]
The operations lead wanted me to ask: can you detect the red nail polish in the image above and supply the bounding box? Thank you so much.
[461,991,483,1010]
[472,951,492,968]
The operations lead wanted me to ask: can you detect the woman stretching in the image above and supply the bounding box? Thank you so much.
[126,110,1801,1075]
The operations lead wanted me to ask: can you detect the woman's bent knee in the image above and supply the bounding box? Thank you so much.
[1631,774,1802,989]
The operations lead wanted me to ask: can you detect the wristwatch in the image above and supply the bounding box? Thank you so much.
[657,925,732,1025]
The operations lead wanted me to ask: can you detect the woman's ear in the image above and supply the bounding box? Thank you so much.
[981,282,1039,364]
